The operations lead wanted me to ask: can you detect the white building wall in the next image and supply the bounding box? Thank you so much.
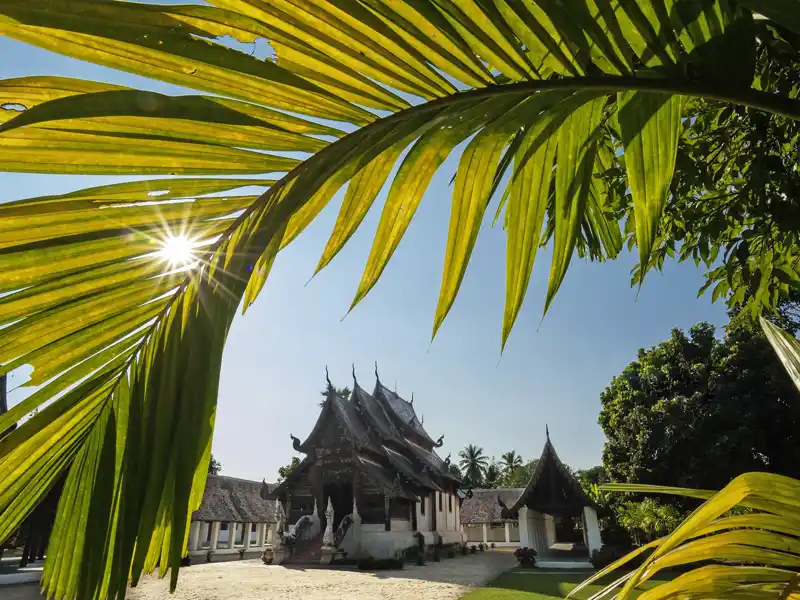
[188,520,275,561]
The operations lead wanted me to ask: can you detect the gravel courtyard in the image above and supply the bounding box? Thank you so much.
[5,551,516,600]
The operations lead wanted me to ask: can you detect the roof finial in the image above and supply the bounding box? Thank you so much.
[325,365,332,389]
[546,424,550,441]
[410,393,414,406]
[352,363,357,382]
[420,413,424,425]
[374,361,379,380]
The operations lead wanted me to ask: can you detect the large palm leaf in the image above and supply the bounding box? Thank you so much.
[1,2,800,599]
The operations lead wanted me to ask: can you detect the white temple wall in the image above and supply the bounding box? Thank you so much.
[391,518,412,532]
[187,520,275,562]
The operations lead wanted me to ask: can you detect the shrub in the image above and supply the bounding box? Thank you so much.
[470,545,477,554]
[590,546,641,570]
[514,547,537,567]
[490,542,496,549]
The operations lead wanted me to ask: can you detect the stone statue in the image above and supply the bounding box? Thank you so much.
[322,498,335,547]
[320,497,336,565]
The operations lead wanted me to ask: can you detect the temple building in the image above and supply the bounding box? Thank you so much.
[459,430,602,565]
[263,368,464,564]
[187,475,277,562]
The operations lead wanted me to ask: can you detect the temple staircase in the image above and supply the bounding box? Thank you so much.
[285,533,324,565]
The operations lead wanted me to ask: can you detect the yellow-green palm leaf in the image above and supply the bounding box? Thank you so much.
[1,2,800,599]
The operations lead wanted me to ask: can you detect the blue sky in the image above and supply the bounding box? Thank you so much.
[1,34,728,483]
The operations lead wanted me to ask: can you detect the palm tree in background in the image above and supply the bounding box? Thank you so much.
[501,451,523,474]
[483,460,503,489]
[458,444,489,487]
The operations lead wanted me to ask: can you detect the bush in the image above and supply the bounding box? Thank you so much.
[490,542,496,549]
[460,543,468,556]
[470,545,477,554]
[590,545,641,570]
[447,549,455,558]
[514,547,537,567]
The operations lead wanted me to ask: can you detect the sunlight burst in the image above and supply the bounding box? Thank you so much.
[159,234,198,269]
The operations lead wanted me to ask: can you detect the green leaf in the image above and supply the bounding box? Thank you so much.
[760,318,800,392]
[618,90,683,280]
[0,0,374,125]
[739,0,800,36]
[545,95,606,313]
[0,127,299,175]
[432,94,549,338]
[351,122,477,310]
[315,141,407,274]
[0,89,332,153]
[502,115,559,350]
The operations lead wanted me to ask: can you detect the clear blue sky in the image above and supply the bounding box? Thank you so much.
[1,34,728,483]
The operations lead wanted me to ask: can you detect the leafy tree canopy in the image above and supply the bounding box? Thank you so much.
[319,381,352,408]
[600,299,800,490]
[276,456,300,484]
[207,454,222,476]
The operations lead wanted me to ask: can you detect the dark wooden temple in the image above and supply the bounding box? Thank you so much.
[265,368,461,537]
[500,427,594,519]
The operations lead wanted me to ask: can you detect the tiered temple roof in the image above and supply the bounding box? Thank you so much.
[499,429,593,518]
[269,368,460,501]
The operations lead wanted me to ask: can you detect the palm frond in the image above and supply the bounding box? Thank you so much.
[1,2,799,599]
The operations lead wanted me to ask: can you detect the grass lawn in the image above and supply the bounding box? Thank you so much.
[461,569,668,600]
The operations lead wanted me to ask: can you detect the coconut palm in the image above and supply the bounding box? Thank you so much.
[500,451,523,474]
[483,460,503,489]
[0,3,799,600]
[458,444,489,487]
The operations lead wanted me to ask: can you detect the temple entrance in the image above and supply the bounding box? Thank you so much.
[322,482,353,532]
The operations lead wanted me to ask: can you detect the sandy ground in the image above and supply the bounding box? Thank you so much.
[4,551,516,600]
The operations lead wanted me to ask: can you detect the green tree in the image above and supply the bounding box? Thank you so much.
[501,459,539,488]
[319,382,352,408]
[483,460,503,489]
[208,454,222,476]
[277,456,300,484]
[2,4,800,599]
[616,498,684,545]
[500,451,523,474]
[577,466,608,488]
[447,463,463,480]
[458,444,489,487]
[600,310,800,491]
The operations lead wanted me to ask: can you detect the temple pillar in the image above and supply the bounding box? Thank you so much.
[544,514,556,547]
[257,523,266,547]
[583,506,602,555]
[227,524,236,549]
[518,506,531,548]
[209,521,220,551]
[284,494,292,532]
[504,522,510,544]
[243,523,252,550]
[384,496,391,531]
[482,523,488,544]
[188,521,201,552]
[199,522,210,547]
